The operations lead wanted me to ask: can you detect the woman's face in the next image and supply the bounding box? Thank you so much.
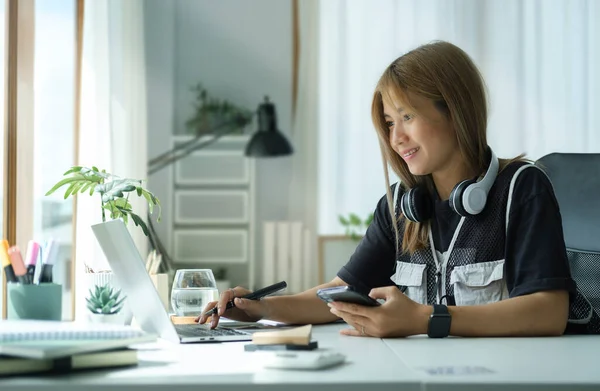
[384,93,459,176]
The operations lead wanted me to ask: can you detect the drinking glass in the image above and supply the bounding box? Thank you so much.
[170,269,219,316]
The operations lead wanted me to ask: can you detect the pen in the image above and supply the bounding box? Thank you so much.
[8,246,28,284]
[24,240,40,284]
[204,281,287,317]
[1,240,18,283]
[39,239,58,283]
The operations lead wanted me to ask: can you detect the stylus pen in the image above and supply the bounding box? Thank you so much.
[204,281,287,317]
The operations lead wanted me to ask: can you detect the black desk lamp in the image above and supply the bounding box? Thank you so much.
[245,96,293,157]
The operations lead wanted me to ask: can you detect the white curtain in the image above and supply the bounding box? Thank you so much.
[75,0,148,319]
[288,0,320,290]
[318,0,600,234]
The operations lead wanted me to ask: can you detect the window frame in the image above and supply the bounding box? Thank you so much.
[1,0,82,320]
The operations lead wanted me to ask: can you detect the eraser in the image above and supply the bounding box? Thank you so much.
[244,341,318,352]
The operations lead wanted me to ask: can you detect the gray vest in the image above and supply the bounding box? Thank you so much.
[389,163,599,333]
[391,162,528,306]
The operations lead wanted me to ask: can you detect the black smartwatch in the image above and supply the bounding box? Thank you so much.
[427,304,451,338]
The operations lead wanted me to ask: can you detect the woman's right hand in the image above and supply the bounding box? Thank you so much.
[195,286,269,329]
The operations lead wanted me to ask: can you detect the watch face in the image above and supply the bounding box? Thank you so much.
[428,305,451,338]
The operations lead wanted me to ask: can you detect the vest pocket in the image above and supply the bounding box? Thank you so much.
[391,262,428,304]
[450,260,505,306]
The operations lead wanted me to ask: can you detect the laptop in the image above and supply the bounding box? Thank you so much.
[91,219,253,343]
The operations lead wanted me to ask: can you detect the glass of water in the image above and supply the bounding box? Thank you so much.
[170,269,219,316]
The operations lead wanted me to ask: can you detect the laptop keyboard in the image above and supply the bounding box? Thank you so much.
[175,324,250,338]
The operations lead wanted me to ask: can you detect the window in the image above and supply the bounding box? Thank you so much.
[33,0,75,320]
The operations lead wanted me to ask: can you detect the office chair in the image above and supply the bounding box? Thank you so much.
[536,153,600,334]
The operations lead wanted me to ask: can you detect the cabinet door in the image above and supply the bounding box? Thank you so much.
[173,229,248,264]
[175,190,249,224]
[175,151,249,185]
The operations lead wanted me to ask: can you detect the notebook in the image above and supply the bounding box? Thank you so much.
[0,348,137,376]
[0,320,156,359]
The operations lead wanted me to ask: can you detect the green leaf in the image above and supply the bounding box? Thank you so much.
[113,296,126,310]
[100,179,138,203]
[103,298,115,309]
[64,166,83,175]
[87,304,98,313]
[100,289,111,303]
[130,212,150,237]
[70,182,85,198]
[45,175,84,196]
[338,215,349,226]
[87,297,102,308]
[349,213,362,226]
[112,291,121,303]
[79,182,91,194]
[136,186,142,197]
[63,183,77,199]
[141,189,161,221]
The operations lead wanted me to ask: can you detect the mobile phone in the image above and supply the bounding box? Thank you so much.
[316,286,381,307]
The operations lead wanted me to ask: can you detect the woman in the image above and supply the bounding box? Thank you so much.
[198,41,597,337]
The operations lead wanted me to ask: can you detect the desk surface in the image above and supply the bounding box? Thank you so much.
[1,324,599,391]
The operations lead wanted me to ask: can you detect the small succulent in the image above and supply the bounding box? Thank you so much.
[86,284,126,315]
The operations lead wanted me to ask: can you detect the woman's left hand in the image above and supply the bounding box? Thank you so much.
[328,286,430,337]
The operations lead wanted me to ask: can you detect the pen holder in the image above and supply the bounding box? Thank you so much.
[7,283,63,321]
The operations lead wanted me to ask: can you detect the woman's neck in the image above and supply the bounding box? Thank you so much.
[432,159,477,201]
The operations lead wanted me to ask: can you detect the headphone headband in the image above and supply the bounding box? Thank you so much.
[474,148,499,193]
[460,148,499,215]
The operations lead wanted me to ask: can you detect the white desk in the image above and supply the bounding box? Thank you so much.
[1,324,600,391]
[386,334,600,391]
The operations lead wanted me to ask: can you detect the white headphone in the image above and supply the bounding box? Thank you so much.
[448,148,499,217]
[400,147,499,222]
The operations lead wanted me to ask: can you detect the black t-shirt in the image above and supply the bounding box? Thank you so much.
[337,167,577,300]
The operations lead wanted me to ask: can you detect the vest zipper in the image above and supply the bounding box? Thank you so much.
[428,217,466,304]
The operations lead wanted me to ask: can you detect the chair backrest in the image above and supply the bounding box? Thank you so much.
[536,153,600,321]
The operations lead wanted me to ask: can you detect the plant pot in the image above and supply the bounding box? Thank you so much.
[87,312,124,325]
[83,270,133,325]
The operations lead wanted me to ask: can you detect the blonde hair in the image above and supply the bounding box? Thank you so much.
[372,41,523,254]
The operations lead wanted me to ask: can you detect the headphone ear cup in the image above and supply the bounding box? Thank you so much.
[449,179,476,217]
[401,186,433,223]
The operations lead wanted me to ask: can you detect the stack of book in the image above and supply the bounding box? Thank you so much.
[0,320,156,376]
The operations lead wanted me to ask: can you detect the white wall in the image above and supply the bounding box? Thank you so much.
[144,0,293,289]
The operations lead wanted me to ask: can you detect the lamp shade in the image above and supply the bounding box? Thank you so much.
[245,96,293,157]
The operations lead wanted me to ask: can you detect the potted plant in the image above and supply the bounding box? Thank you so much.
[185,83,253,136]
[86,284,126,324]
[45,166,161,238]
[46,166,161,320]
[338,212,374,241]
